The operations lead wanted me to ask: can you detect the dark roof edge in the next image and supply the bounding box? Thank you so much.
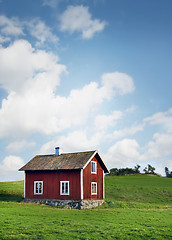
[23,168,81,171]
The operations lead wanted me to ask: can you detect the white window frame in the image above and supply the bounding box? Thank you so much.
[34,181,43,195]
[60,181,70,195]
[91,182,97,195]
[91,161,97,174]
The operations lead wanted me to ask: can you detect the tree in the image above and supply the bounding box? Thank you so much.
[165,167,169,177]
[143,166,148,174]
[143,164,156,175]
[134,164,141,173]
[107,165,141,176]
[165,167,172,178]
[109,168,119,176]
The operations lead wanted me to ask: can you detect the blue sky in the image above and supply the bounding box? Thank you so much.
[0,0,172,181]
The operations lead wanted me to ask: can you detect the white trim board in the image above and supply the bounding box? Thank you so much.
[80,169,83,200]
[24,172,26,198]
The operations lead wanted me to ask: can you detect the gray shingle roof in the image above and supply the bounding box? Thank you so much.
[19,150,109,173]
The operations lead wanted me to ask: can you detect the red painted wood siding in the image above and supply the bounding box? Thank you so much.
[25,170,81,200]
[83,156,104,200]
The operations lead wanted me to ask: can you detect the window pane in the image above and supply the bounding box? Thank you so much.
[92,162,94,172]
[39,183,42,193]
[92,184,94,192]
[65,182,68,194]
[36,183,38,193]
[91,162,96,173]
[62,182,64,193]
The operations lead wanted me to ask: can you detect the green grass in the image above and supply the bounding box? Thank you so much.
[0,180,24,202]
[0,175,172,239]
[105,175,172,206]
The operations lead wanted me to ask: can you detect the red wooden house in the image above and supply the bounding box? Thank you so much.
[19,148,109,208]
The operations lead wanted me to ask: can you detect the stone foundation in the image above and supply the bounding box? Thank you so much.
[24,198,104,209]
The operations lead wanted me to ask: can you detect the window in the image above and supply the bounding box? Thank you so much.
[91,161,97,174]
[60,181,69,195]
[34,181,43,195]
[91,182,97,195]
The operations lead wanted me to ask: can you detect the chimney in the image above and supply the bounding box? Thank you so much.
[55,147,60,156]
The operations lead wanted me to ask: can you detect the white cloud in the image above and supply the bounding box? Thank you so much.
[0,40,67,137]
[0,39,66,93]
[39,130,103,154]
[94,110,123,131]
[101,72,135,99]
[104,139,141,169]
[26,19,59,46]
[141,109,172,172]
[6,140,36,153]
[94,106,138,134]
[0,155,24,171]
[0,15,58,46]
[0,40,46,92]
[0,155,24,181]
[144,108,172,132]
[113,123,145,139]
[0,15,23,36]
[146,132,172,159]
[59,5,107,39]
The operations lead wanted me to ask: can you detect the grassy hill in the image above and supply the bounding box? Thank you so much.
[0,180,23,202]
[0,175,172,239]
[105,175,172,207]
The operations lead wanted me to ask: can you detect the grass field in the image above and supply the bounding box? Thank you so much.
[0,175,172,239]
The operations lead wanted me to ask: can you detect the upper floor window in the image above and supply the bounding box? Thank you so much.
[91,161,97,174]
[60,181,69,195]
[34,181,43,195]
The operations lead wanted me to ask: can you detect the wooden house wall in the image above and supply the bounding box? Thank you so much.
[25,170,81,200]
[83,156,104,200]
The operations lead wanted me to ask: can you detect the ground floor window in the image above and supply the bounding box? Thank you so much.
[60,181,69,195]
[91,182,97,195]
[34,181,43,195]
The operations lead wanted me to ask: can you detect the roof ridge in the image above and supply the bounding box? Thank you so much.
[35,150,96,157]
[62,150,96,154]
[35,154,54,157]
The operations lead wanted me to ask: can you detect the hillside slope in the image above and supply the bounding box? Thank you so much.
[105,175,172,207]
[0,180,24,201]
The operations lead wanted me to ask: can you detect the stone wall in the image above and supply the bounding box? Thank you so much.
[24,198,104,209]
